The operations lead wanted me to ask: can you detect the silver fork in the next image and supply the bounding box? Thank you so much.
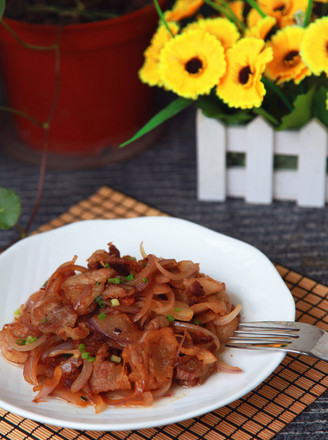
[226,321,328,361]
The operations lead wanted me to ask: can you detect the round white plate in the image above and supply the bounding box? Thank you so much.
[0,217,295,430]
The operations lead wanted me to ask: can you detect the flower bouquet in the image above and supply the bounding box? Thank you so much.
[122,0,328,145]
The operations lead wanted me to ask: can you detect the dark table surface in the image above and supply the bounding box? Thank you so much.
[1,107,328,439]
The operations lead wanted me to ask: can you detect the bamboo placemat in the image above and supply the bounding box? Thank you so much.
[1,185,328,440]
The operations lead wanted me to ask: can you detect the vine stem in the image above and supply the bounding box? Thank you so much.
[24,26,62,235]
[0,19,58,50]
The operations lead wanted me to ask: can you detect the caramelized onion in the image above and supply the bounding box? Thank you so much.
[70,359,94,393]
[212,304,242,326]
[33,366,63,402]
[171,321,220,350]
[216,359,242,373]
[8,334,48,352]
[153,256,198,281]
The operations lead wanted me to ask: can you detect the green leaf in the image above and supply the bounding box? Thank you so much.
[0,187,21,229]
[120,97,192,147]
[197,96,253,125]
[276,87,316,130]
[312,86,328,128]
[0,1,5,19]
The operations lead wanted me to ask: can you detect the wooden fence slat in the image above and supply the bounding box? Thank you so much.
[196,111,226,201]
[196,111,328,207]
[298,120,327,207]
[245,117,274,204]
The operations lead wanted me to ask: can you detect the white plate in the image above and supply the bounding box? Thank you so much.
[0,217,295,431]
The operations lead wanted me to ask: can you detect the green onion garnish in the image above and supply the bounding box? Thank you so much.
[107,277,124,284]
[104,263,109,268]
[193,319,201,325]
[110,355,121,363]
[111,298,120,306]
[166,314,175,322]
[98,312,107,320]
[174,307,181,312]
[79,343,86,352]
[125,274,135,281]
[14,308,21,317]
[142,278,148,283]
[26,336,38,345]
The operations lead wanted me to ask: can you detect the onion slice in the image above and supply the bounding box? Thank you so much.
[212,304,242,326]
[70,359,94,393]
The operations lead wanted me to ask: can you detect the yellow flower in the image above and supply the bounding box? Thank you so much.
[184,17,240,51]
[251,0,308,28]
[139,23,180,87]
[265,26,310,84]
[216,38,273,109]
[228,1,245,23]
[245,16,276,39]
[164,0,203,22]
[159,29,226,99]
[301,17,328,75]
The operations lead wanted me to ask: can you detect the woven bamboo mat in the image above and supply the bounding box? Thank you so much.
[1,185,328,440]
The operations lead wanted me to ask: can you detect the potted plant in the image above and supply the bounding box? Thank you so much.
[123,0,328,206]
[0,0,169,168]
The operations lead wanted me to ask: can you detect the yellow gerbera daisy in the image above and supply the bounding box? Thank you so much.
[164,0,203,22]
[257,0,308,28]
[159,29,226,99]
[139,23,180,87]
[216,38,273,109]
[184,17,240,51]
[228,1,245,23]
[301,17,328,75]
[245,16,277,39]
[265,26,310,84]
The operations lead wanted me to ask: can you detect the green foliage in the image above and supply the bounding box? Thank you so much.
[0,187,21,230]
[120,97,192,147]
[197,95,254,125]
[0,0,5,19]
[276,87,316,130]
[312,86,328,127]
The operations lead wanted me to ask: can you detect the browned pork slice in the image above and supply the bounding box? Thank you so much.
[30,300,77,335]
[122,327,179,393]
[90,343,131,394]
[174,355,217,386]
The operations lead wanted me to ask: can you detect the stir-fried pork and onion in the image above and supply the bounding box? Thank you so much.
[0,243,241,412]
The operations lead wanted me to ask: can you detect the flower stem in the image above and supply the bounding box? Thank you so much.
[244,0,266,17]
[262,77,294,112]
[204,0,245,31]
[153,0,174,37]
[303,0,313,27]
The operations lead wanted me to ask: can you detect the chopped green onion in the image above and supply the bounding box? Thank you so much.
[41,318,47,324]
[166,314,175,322]
[94,295,102,302]
[26,336,38,345]
[98,312,107,320]
[14,308,21,317]
[107,277,124,284]
[81,352,89,359]
[174,307,181,312]
[111,298,120,307]
[125,273,135,281]
[16,338,26,346]
[110,355,121,363]
[104,262,109,268]
[78,343,86,352]
[193,319,201,325]
[129,257,136,261]
[95,281,101,285]
[87,356,96,362]
[80,396,88,402]
[98,301,106,308]
[142,278,148,283]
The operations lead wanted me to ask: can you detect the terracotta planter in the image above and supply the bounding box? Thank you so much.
[0,2,167,168]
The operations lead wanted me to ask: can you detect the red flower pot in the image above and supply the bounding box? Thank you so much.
[0,2,167,168]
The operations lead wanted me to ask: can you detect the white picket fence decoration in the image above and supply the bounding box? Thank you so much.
[196,109,328,207]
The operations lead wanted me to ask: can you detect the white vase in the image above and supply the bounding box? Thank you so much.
[196,109,328,207]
